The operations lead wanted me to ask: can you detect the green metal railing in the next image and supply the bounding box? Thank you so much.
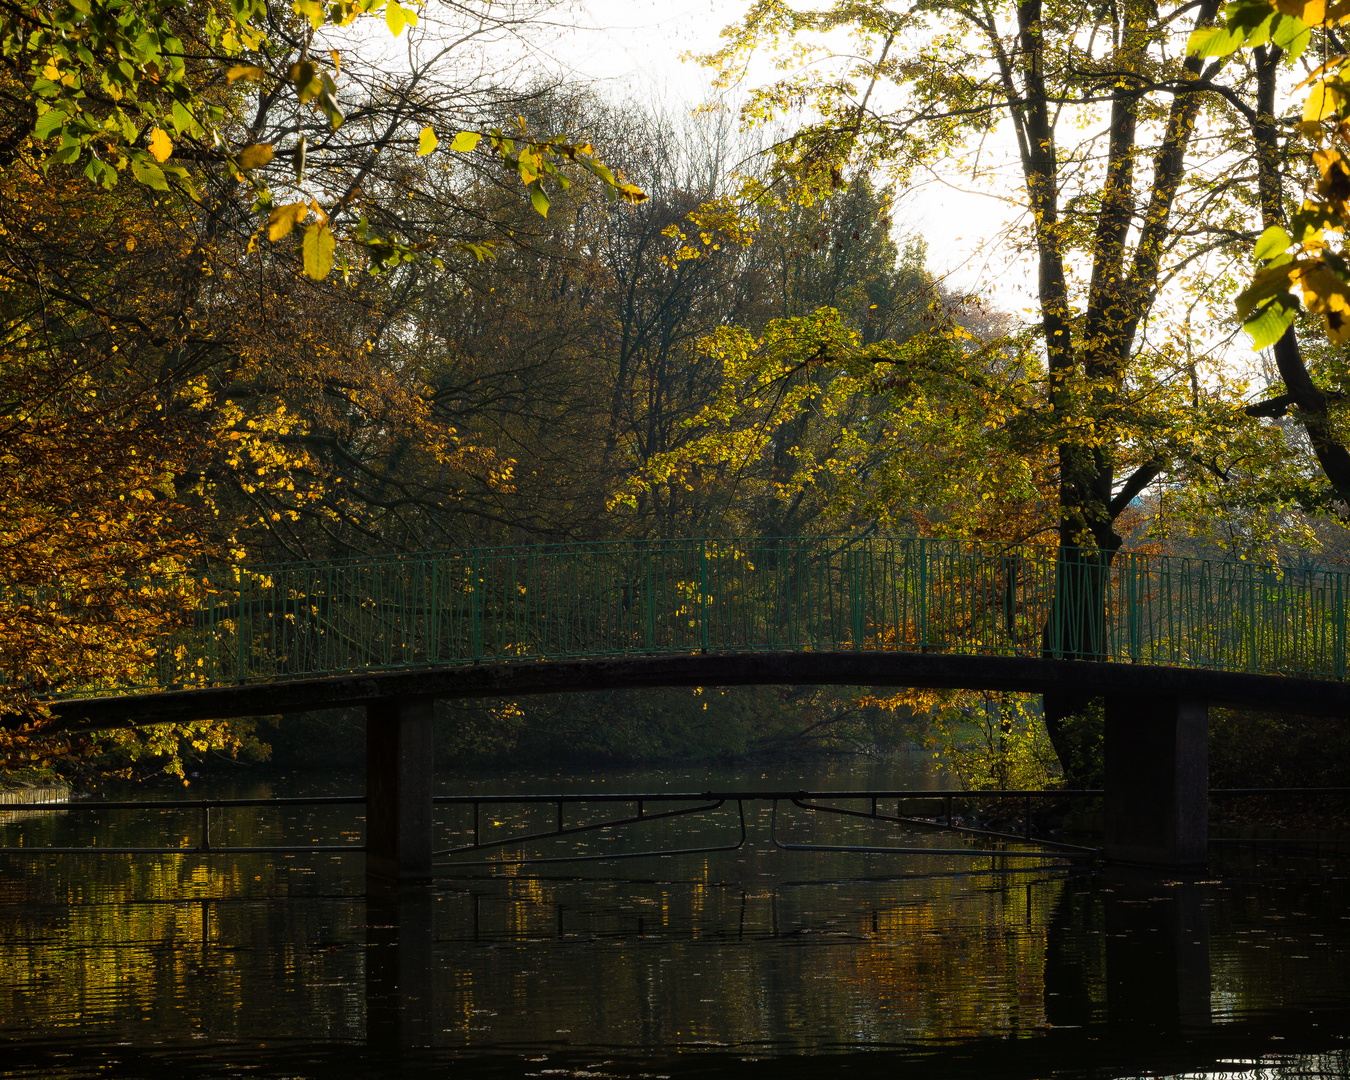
[17,537,1350,695]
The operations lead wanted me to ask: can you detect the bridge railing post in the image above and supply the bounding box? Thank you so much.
[1047,549,1062,659]
[918,539,928,653]
[851,546,864,649]
[700,540,709,653]
[471,548,482,662]
[1337,570,1346,680]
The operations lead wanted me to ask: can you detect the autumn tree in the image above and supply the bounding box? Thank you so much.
[0,157,273,772]
[1167,0,1350,528]
[692,0,1345,777]
[0,0,646,775]
[392,98,981,544]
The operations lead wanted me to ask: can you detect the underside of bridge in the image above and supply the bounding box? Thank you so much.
[33,650,1347,876]
[357,689,1211,879]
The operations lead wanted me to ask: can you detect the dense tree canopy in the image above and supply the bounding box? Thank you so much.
[684,0,1350,774]
[6,0,1350,784]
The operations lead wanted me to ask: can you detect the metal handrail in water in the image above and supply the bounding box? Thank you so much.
[0,788,1344,859]
[0,795,366,855]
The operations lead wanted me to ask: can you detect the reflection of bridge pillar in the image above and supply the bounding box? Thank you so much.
[365,880,435,1051]
[366,696,434,883]
[1044,883,1102,1028]
[1103,873,1211,1030]
[1043,876,1211,1033]
[1104,694,1208,866]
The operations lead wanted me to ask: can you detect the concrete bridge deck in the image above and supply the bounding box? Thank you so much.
[44,651,1350,731]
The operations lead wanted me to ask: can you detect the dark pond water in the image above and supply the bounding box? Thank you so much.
[1,754,1348,1079]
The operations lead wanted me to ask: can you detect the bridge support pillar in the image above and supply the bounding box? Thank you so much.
[366,696,434,884]
[1104,695,1208,867]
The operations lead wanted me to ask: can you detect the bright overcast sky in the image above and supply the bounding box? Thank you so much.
[539,0,1036,315]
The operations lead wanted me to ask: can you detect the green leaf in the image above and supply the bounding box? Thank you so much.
[116,111,138,144]
[52,140,82,165]
[171,101,197,137]
[1271,11,1312,58]
[287,61,322,102]
[32,108,66,141]
[1254,225,1293,262]
[302,223,336,279]
[293,0,325,29]
[581,157,617,186]
[318,75,343,129]
[530,181,550,217]
[1186,23,1245,57]
[1237,262,1301,320]
[1244,297,1298,349]
[418,126,438,156]
[83,155,115,190]
[449,131,481,152]
[1229,0,1281,35]
[129,152,169,191]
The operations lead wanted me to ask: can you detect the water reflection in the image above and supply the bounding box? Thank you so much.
[365,882,434,1052]
[1042,871,1214,1033]
[0,762,1348,1079]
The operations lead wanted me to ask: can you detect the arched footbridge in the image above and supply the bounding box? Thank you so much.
[20,537,1350,874]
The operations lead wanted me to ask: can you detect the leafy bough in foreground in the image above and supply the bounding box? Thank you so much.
[3,0,646,280]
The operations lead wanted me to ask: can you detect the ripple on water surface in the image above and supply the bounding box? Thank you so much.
[0,763,1347,1079]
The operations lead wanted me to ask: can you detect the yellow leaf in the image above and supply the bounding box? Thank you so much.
[1304,81,1343,125]
[268,202,308,241]
[237,143,274,171]
[449,131,481,152]
[386,0,406,35]
[294,0,325,29]
[1296,262,1350,343]
[226,64,266,83]
[148,127,173,163]
[1277,0,1326,22]
[302,223,336,280]
[418,126,438,156]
